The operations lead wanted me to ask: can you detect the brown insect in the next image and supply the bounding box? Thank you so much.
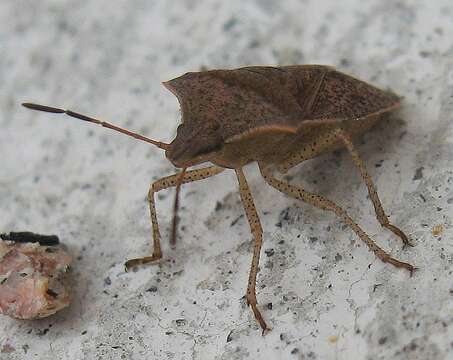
[23,65,415,333]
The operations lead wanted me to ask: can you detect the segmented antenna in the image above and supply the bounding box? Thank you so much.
[22,103,169,150]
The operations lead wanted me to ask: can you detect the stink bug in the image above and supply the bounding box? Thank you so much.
[23,65,414,333]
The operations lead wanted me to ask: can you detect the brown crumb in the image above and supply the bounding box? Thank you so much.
[432,224,444,236]
[0,238,72,319]
[328,335,339,344]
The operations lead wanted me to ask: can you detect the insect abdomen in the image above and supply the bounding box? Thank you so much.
[304,69,400,120]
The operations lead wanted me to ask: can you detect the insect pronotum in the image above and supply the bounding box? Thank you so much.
[23,65,415,333]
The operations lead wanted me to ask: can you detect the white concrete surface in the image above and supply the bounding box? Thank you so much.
[1,1,453,359]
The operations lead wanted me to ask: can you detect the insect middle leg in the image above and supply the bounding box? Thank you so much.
[125,166,225,270]
[259,163,415,274]
[235,168,269,333]
[334,129,412,247]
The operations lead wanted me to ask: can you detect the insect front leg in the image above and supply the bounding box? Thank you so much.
[334,129,413,247]
[259,163,415,275]
[235,168,269,334]
[125,166,225,270]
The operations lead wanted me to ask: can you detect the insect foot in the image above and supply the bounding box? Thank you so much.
[246,293,270,335]
[124,254,162,272]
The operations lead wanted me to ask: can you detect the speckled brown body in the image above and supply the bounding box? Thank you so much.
[163,65,400,169]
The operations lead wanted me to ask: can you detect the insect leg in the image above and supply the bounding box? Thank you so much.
[125,166,225,270]
[277,127,341,174]
[235,168,269,334]
[259,164,415,275]
[335,129,413,247]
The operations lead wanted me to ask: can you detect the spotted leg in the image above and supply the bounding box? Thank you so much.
[259,163,415,275]
[235,168,269,333]
[125,166,225,270]
[335,129,412,247]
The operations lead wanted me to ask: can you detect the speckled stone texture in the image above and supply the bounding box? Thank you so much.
[1,1,453,359]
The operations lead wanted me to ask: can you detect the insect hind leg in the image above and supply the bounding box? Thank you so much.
[335,129,413,248]
[259,163,415,275]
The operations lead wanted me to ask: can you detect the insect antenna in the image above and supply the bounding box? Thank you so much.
[22,102,169,150]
